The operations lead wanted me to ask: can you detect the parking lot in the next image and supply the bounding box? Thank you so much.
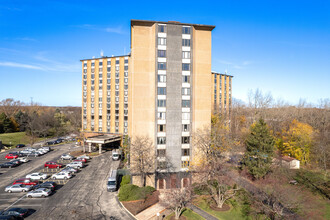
[0,144,133,219]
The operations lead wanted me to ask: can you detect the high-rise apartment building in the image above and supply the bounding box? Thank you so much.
[211,72,233,116]
[81,20,232,189]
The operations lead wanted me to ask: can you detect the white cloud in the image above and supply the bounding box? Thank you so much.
[73,24,125,34]
[0,61,43,70]
[15,37,37,42]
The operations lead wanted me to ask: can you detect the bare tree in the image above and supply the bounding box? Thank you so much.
[0,98,24,118]
[192,118,239,208]
[159,188,191,219]
[130,136,155,187]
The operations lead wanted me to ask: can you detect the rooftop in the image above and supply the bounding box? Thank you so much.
[80,54,130,62]
[212,71,234,77]
[131,19,216,31]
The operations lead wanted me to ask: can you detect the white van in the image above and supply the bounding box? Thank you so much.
[107,170,117,192]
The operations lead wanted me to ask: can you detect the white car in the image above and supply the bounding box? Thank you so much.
[61,154,75,160]
[41,147,51,152]
[77,155,90,160]
[38,148,48,154]
[36,150,45,155]
[17,157,29,163]
[62,167,78,174]
[51,172,72,180]
[5,184,32,193]
[26,172,49,180]
[66,161,83,169]
[27,188,51,198]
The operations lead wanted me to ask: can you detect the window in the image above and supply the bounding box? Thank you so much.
[124,103,128,108]
[107,67,111,72]
[99,61,103,66]
[182,27,191,34]
[83,75,87,79]
[158,62,166,70]
[99,68,102,72]
[182,63,190,71]
[124,59,128,63]
[157,137,166,145]
[99,79,102,84]
[182,75,190,83]
[158,25,166,33]
[182,100,190,107]
[91,68,94,73]
[182,51,190,59]
[157,124,166,132]
[181,161,190,168]
[115,104,119,108]
[157,149,166,157]
[116,72,119,78]
[182,88,190,95]
[124,72,128,77]
[107,73,111,78]
[124,97,128,102]
[124,66,128,71]
[115,66,119,71]
[182,137,190,144]
[124,78,128,83]
[158,50,166,57]
[84,63,87,67]
[124,110,128,115]
[107,79,111,84]
[182,124,189,132]
[157,87,166,95]
[115,85,119,90]
[83,69,87,73]
[157,100,166,107]
[115,91,119,96]
[158,74,166,83]
[116,60,119,64]
[107,61,111,65]
[158,161,167,170]
[182,100,190,108]
[182,113,190,120]
[124,116,128,121]
[124,84,128,89]
[91,74,95,79]
[99,115,102,119]
[107,85,110,90]
[157,112,166,120]
[182,39,190,46]
[182,149,190,156]
[115,79,119,84]
[91,63,95,67]
[158,37,166,45]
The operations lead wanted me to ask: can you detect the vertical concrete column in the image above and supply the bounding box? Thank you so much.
[98,143,102,154]
[88,143,92,153]
[83,142,86,153]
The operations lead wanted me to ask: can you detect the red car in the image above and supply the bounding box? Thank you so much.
[13,178,39,186]
[44,161,63,169]
[5,154,18,159]
[74,158,87,163]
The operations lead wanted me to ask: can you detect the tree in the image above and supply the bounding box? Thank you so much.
[130,136,155,187]
[242,118,275,179]
[193,116,239,208]
[0,112,15,133]
[159,188,191,219]
[277,119,314,164]
[14,110,29,132]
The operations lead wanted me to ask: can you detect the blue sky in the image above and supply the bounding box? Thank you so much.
[0,0,329,106]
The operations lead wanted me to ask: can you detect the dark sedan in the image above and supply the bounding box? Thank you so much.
[34,181,57,191]
[0,162,18,168]
[15,144,25,148]
[0,207,28,218]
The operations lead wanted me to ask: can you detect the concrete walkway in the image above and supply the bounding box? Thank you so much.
[189,204,218,220]
[135,203,166,220]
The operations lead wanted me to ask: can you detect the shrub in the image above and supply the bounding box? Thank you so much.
[120,175,131,187]
[118,184,156,201]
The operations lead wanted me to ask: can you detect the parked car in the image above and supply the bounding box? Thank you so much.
[74,158,87,163]
[107,170,117,192]
[34,181,57,191]
[44,161,63,169]
[27,152,40,157]
[38,148,48,154]
[5,184,32,193]
[61,154,75,160]
[12,178,39,186]
[36,150,45,155]
[66,161,83,169]
[26,188,51,198]
[51,172,72,180]
[5,154,18,160]
[77,155,91,160]
[41,146,51,152]
[61,167,78,174]
[15,144,25,148]
[17,157,28,163]
[0,162,18,168]
[46,141,55,146]
[112,151,120,161]
[0,208,29,218]
[9,160,21,165]
[26,173,49,180]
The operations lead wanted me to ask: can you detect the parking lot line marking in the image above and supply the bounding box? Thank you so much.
[4,194,26,210]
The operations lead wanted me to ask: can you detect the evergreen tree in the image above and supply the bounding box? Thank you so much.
[0,113,15,133]
[243,118,275,179]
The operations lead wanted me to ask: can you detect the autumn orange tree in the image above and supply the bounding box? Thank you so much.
[277,119,314,164]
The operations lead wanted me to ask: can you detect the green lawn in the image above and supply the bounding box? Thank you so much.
[165,208,205,220]
[0,132,45,148]
[194,197,246,220]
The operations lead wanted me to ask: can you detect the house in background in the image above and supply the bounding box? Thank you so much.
[280,156,300,169]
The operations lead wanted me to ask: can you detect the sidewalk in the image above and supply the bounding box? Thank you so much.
[135,203,166,220]
[189,204,218,220]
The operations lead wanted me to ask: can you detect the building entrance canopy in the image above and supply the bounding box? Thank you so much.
[84,134,122,153]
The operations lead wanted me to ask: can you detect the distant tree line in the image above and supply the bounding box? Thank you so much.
[0,98,81,143]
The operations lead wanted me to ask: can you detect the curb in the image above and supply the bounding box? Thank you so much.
[115,196,137,220]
